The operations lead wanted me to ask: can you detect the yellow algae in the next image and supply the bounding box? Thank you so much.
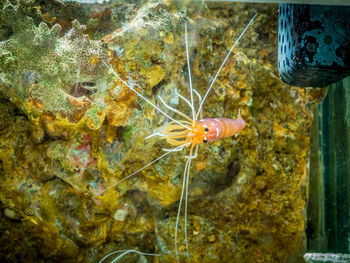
[146,179,179,206]
[140,64,165,88]
[124,38,140,60]
[106,125,117,143]
[89,55,100,65]
[29,218,39,225]
[161,32,174,44]
[195,161,206,171]
[207,234,215,242]
[106,101,130,127]
[273,122,294,138]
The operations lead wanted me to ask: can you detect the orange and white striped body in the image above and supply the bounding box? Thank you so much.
[197,117,246,144]
[160,111,246,147]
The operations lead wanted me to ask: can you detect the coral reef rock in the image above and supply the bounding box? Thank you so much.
[0,0,326,262]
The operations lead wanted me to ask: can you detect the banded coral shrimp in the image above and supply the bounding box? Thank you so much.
[97,10,258,262]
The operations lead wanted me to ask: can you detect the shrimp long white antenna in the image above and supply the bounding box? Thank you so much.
[100,143,189,194]
[102,60,191,131]
[193,88,202,105]
[185,22,196,122]
[175,154,192,260]
[184,147,196,257]
[162,143,190,152]
[195,13,258,120]
[158,95,192,122]
[145,131,167,140]
[178,92,196,116]
[98,249,160,263]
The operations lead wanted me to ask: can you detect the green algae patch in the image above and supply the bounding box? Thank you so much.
[122,125,137,148]
[84,106,105,130]
[0,0,112,137]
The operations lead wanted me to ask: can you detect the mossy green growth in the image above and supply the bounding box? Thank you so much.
[0,0,109,130]
[85,106,104,130]
[122,125,137,148]
[1,2,61,97]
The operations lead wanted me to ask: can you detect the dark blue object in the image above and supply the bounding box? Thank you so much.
[278,4,350,87]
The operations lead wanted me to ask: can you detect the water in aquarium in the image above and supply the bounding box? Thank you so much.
[0,0,349,262]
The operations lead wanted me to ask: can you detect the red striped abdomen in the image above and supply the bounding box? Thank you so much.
[197,117,246,143]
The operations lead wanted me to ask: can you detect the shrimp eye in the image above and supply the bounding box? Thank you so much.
[203,138,208,143]
[204,127,209,132]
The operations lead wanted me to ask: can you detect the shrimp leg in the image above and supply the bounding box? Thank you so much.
[175,150,192,260]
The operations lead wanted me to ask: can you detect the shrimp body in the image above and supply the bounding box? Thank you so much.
[198,115,246,144]
[160,111,246,147]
